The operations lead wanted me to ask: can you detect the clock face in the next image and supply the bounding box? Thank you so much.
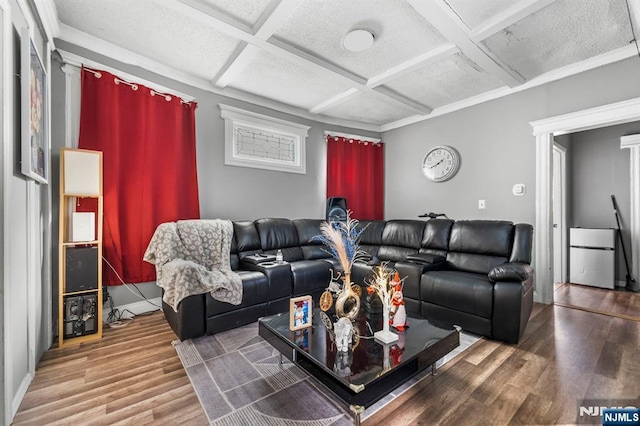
[421,145,460,182]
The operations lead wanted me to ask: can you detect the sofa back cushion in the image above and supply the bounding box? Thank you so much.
[420,219,454,257]
[294,219,332,260]
[232,221,262,268]
[446,220,514,274]
[509,223,534,264]
[377,220,425,262]
[358,220,386,258]
[255,218,303,261]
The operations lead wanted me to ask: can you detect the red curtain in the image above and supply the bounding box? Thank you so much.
[77,67,200,285]
[326,135,384,220]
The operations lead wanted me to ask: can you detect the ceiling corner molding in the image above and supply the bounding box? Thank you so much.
[34,0,60,48]
[381,44,638,132]
[530,97,640,136]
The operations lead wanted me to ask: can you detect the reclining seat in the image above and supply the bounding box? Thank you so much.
[205,221,270,335]
[255,218,332,303]
[395,219,453,316]
[420,221,534,344]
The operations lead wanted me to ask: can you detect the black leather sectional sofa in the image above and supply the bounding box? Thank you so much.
[160,218,534,344]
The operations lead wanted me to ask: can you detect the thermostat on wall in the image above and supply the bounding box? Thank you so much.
[512,184,526,196]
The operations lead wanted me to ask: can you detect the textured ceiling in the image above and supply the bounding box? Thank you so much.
[50,0,638,131]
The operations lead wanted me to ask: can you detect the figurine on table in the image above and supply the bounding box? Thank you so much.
[389,272,408,331]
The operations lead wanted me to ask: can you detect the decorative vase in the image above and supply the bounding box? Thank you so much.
[335,273,361,320]
[374,297,398,344]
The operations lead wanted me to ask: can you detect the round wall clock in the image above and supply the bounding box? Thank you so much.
[421,145,460,182]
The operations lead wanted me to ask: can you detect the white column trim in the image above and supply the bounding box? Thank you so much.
[1,0,12,423]
[530,97,640,304]
[535,133,554,303]
[62,64,81,148]
[621,135,640,281]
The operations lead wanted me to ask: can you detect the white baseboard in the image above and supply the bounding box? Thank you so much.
[103,297,163,322]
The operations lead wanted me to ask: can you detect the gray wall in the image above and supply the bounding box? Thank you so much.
[570,121,639,284]
[51,40,380,308]
[383,56,640,226]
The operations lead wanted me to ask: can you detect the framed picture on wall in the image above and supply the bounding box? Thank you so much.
[290,295,312,331]
[21,28,48,184]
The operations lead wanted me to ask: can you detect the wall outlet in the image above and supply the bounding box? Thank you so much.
[478,199,486,209]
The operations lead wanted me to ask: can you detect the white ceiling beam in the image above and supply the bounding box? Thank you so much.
[254,0,300,39]
[408,0,525,88]
[366,43,459,88]
[373,86,433,114]
[216,0,301,88]
[471,0,559,42]
[215,44,260,88]
[166,0,427,115]
[310,88,361,114]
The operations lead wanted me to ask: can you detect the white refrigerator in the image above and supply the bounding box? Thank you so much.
[569,228,616,289]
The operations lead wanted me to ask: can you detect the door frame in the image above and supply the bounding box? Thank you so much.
[530,97,640,304]
[552,143,567,284]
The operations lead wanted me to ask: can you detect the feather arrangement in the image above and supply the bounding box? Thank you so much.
[313,210,368,275]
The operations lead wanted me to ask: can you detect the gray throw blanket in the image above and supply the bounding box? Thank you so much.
[143,219,243,312]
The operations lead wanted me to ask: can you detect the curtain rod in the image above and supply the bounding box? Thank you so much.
[58,49,196,103]
[324,131,381,143]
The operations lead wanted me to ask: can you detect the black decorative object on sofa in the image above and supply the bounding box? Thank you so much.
[157,218,534,344]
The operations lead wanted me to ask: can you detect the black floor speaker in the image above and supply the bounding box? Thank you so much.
[65,246,99,293]
[326,197,347,221]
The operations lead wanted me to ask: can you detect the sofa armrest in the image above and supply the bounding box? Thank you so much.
[395,259,446,306]
[240,260,292,300]
[492,274,534,344]
[161,291,206,341]
[488,263,533,283]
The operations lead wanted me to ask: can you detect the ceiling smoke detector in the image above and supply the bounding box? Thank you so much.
[342,29,375,52]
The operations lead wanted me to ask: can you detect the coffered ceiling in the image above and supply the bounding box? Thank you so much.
[40,0,639,131]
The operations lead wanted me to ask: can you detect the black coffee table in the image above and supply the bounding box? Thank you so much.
[258,308,460,424]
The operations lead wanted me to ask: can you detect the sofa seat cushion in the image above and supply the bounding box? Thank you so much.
[290,260,332,296]
[206,270,268,315]
[421,271,494,318]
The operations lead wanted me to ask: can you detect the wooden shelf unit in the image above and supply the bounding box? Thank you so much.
[58,148,104,347]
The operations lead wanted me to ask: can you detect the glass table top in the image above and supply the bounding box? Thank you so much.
[259,308,458,389]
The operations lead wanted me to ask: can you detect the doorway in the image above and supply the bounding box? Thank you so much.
[531,97,640,305]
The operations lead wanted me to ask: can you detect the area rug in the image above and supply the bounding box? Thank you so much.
[174,322,480,425]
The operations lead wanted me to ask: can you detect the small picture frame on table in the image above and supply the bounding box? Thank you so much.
[290,295,312,331]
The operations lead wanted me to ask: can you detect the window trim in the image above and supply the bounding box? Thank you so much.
[220,104,310,174]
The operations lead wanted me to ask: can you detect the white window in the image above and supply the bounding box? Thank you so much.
[220,104,309,174]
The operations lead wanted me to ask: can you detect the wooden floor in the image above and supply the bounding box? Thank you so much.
[14,300,640,425]
[554,282,640,321]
